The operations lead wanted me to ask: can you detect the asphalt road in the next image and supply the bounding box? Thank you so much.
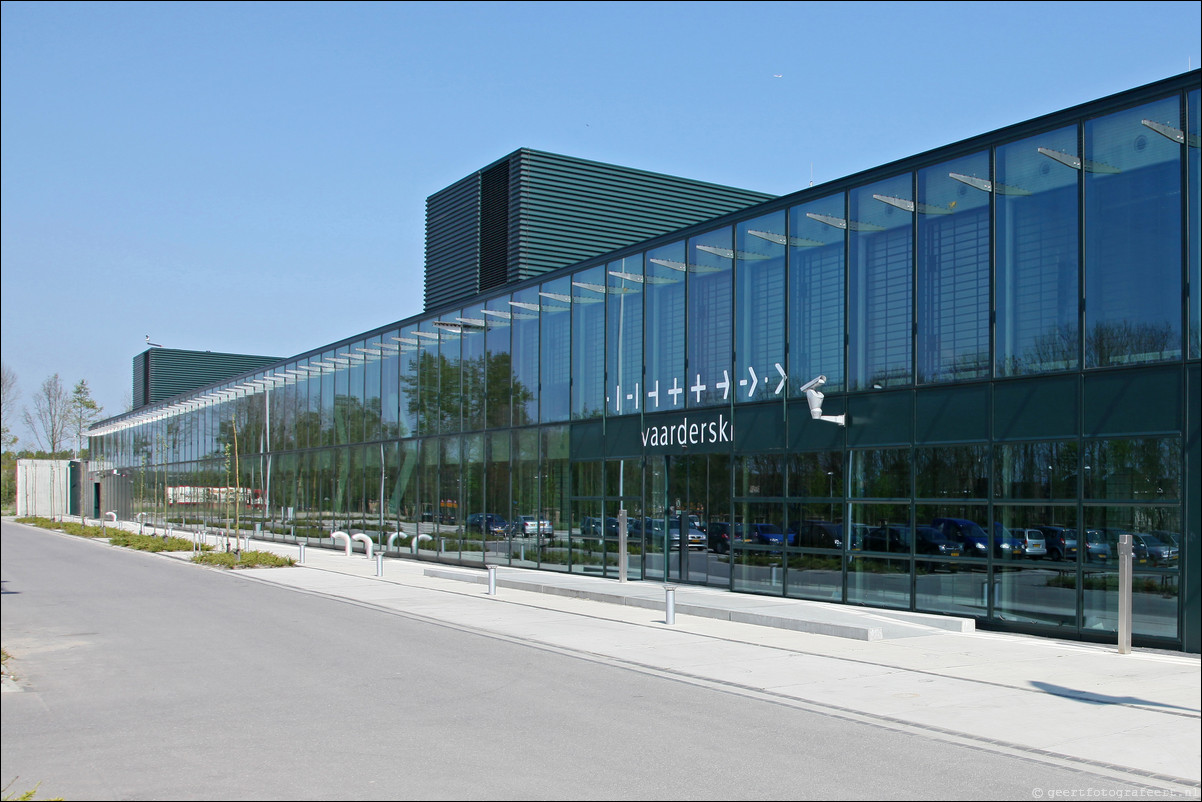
[0,521,1163,800]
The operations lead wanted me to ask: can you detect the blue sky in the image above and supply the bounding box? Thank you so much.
[2,0,1200,446]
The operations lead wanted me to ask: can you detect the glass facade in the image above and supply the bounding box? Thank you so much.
[89,72,1201,652]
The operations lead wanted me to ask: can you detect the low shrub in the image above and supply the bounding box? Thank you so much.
[192,550,295,569]
[106,533,204,552]
[15,516,108,538]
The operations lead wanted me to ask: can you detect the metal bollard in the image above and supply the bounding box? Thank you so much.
[487,565,497,595]
[665,585,676,625]
[1118,534,1133,654]
[376,552,384,577]
[298,542,306,564]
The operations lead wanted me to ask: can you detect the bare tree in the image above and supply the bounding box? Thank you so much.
[23,373,70,454]
[1,362,18,450]
[69,379,104,457]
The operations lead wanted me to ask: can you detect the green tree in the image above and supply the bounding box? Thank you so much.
[69,379,104,458]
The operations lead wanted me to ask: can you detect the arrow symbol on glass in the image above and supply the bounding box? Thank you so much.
[742,367,759,397]
[774,363,787,395]
[716,370,730,400]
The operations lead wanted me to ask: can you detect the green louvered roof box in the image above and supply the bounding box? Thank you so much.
[424,148,775,311]
[132,348,281,409]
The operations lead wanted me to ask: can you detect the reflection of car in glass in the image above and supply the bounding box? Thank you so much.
[582,517,620,537]
[863,524,910,554]
[668,518,708,550]
[706,521,744,554]
[1083,530,1111,563]
[1131,533,1178,566]
[510,515,552,537]
[996,523,1046,559]
[791,520,843,550]
[748,522,793,546]
[1016,528,1046,558]
[915,526,959,557]
[934,518,1024,559]
[630,517,665,538]
[465,513,508,536]
[1035,525,1078,561]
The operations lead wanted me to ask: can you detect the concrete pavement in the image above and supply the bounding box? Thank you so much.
[8,521,1201,796]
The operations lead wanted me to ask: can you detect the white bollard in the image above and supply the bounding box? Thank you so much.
[665,585,677,625]
[487,565,497,595]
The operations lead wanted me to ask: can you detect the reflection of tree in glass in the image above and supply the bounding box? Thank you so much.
[401,351,534,432]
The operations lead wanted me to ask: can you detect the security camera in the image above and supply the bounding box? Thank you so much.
[798,375,827,394]
[802,374,846,426]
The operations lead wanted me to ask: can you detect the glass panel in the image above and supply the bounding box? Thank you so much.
[438,314,462,433]
[993,440,1079,501]
[510,287,540,426]
[849,447,910,499]
[645,241,687,412]
[1083,437,1181,501]
[483,296,512,429]
[416,324,440,436]
[378,331,399,439]
[571,266,607,419]
[1085,96,1183,367]
[785,451,843,499]
[438,437,463,554]
[785,549,843,602]
[918,503,994,563]
[361,339,383,443]
[460,303,487,433]
[686,226,733,408]
[1082,506,1180,640]
[334,346,350,445]
[541,427,571,571]
[348,340,366,443]
[992,504,1075,628]
[606,254,644,417]
[788,194,846,392]
[736,211,787,405]
[539,275,572,423]
[917,152,990,383]
[847,503,911,608]
[914,444,988,500]
[850,175,913,390]
[397,324,419,438]
[734,453,784,498]
[571,496,602,575]
[511,429,544,568]
[996,125,1079,376]
[320,350,335,447]
[643,456,667,582]
[915,562,985,619]
[484,431,510,565]
[1189,88,1201,359]
[461,434,485,565]
[731,500,785,595]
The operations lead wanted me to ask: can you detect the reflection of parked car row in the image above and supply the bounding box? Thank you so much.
[471,512,1179,568]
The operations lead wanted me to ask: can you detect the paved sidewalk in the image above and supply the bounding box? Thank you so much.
[159,530,1202,795]
[19,521,1201,795]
